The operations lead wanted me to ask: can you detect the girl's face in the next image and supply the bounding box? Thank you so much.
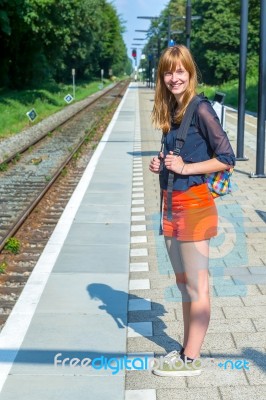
[163,62,190,102]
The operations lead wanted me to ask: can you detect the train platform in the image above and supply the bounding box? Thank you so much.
[0,82,266,400]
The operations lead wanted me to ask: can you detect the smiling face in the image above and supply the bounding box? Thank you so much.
[156,45,198,109]
[163,63,190,103]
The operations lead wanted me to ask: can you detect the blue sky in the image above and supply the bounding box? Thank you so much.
[110,0,168,61]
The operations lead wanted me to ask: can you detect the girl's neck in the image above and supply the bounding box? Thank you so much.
[174,93,184,107]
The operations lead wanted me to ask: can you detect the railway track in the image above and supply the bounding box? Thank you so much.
[0,79,130,330]
[0,80,129,250]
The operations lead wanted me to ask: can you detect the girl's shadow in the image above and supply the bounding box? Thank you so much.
[87,283,181,353]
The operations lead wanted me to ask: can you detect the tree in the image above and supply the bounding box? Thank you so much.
[191,0,259,84]
[246,0,259,77]
[141,0,259,85]
[0,0,128,88]
[191,0,240,84]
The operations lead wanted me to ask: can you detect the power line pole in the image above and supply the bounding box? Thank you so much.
[186,0,192,49]
[236,0,249,161]
[251,0,266,178]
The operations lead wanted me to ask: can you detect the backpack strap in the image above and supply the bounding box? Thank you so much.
[158,133,165,235]
[166,95,201,221]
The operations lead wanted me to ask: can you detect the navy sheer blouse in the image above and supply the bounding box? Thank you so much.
[159,98,236,191]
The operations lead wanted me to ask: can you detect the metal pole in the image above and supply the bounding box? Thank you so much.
[251,0,266,177]
[72,69,75,99]
[149,59,151,88]
[168,15,171,45]
[236,0,249,161]
[186,0,191,49]
[73,75,75,99]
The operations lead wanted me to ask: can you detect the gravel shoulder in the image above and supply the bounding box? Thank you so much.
[0,84,115,164]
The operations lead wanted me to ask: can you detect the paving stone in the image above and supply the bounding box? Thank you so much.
[132,200,145,205]
[128,299,151,311]
[209,266,251,277]
[130,256,150,264]
[129,289,167,300]
[129,271,168,281]
[245,365,266,386]
[131,214,145,221]
[223,305,266,319]
[157,388,221,400]
[127,335,181,353]
[202,333,236,351]
[128,309,176,323]
[125,389,156,400]
[130,236,147,244]
[258,284,266,294]
[232,332,266,347]
[152,320,183,337]
[131,207,145,212]
[131,225,146,232]
[130,262,149,272]
[186,362,248,388]
[249,266,266,274]
[215,285,260,297]
[133,182,144,187]
[130,249,148,257]
[220,385,266,400]
[207,318,256,334]
[241,295,266,306]
[150,278,176,289]
[158,302,225,320]
[252,318,266,332]
[126,370,187,390]
[129,279,150,290]
[128,322,153,337]
[210,297,243,307]
[232,274,266,285]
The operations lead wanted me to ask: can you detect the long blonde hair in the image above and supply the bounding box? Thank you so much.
[152,45,199,133]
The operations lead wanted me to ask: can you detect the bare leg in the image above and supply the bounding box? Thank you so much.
[164,237,191,349]
[178,240,210,359]
[182,302,191,348]
[165,237,210,358]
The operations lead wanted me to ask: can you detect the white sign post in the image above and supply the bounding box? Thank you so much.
[98,69,104,89]
[72,69,76,99]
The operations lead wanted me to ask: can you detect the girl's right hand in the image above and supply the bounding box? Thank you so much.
[149,152,164,174]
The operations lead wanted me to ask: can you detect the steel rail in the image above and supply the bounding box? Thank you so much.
[0,80,130,252]
[0,81,122,166]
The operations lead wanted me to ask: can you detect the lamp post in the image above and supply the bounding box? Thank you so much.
[167,12,200,48]
[137,17,160,87]
[251,0,266,178]
[236,0,249,161]
[186,0,192,49]
[167,15,184,44]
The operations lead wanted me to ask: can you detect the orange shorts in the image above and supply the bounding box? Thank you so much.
[163,183,218,241]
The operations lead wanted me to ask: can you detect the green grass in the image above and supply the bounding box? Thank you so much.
[0,79,114,139]
[199,76,258,114]
[1,75,258,140]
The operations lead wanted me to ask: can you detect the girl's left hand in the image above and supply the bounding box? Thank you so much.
[165,151,185,174]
